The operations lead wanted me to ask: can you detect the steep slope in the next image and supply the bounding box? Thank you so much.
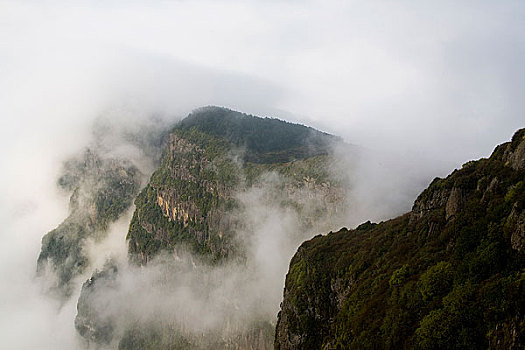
[37,149,141,298]
[275,129,525,349]
[76,107,349,349]
[127,108,344,266]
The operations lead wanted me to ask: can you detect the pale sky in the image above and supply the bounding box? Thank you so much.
[1,0,524,165]
[0,2,524,347]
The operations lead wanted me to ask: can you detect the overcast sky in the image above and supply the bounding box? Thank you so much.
[0,2,524,347]
[1,0,524,167]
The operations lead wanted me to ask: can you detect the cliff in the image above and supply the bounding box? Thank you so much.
[125,107,344,266]
[37,149,141,298]
[75,107,349,349]
[275,129,525,349]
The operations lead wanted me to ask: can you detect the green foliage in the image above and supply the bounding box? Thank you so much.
[75,261,119,345]
[389,264,409,287]
[128,112,341,266]
[37,221,88,289]
[119,323,196,350]
[37,150,141,298]
[118,319,274,350]
[276,129,525,349]
[418,261,453,301]
[505,180,525,207]
[415,282,482,350]
[288,258,307,286]
[177,106,340,163]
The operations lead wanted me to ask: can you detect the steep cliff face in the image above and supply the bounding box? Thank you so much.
[37,149,141,298]
[76,107,349,349]
[127,129,241,265]
[126,107,344,266]
[275,129,525,349]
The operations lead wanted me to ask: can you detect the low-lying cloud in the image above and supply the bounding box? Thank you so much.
[2,0,524,348]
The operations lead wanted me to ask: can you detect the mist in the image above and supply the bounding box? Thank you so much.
[1,0,524,348]
[74,174,342,348]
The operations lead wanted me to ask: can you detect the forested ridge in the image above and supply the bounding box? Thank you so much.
[276,128,525,349]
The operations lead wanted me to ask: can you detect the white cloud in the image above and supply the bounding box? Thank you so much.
[1,0,524,347]
[2,1,524,164]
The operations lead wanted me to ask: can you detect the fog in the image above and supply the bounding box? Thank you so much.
[73,172,346,348]
[1,0,524,348]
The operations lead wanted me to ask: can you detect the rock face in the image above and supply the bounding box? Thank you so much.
[275,129,525,349]
[37,149,141,298]
[502,128,525,171]
[75,107,349,349]
[127,130,242,265]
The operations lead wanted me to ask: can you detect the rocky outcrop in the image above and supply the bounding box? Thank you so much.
[127,130,242,265]
[37,149,141,298]
[509,200,525,252]
[276,128,525,349]
[126,116,347,265]
[502,128,525,171]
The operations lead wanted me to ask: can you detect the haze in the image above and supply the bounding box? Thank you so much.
[1,1,524,348]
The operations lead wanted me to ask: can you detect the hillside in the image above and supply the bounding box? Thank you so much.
[275,129,525,349]
[36,149,141,298]
[75,107,349,349]
[126,107,345,265]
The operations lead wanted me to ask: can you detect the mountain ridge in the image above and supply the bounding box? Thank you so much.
[75,107,349,349]
[275,128,525,349]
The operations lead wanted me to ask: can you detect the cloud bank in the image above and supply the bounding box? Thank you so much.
[1,0,524,348]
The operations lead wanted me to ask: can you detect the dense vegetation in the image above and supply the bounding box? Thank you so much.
[178,106,339,163]
[276,129,525,349]
[126,126,243,265]
[78,107,345,348]
[127,108,341,265]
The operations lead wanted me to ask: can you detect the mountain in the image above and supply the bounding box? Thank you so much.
[275,129,525,349]
[36,114,167,300]
[75,107,349,349]
[36,149,141,298]
[126,107,345,266]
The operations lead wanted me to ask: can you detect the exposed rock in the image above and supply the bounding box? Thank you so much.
[502,128,525,171]
[509,207,525,252]
[77,107,349,349]
[445,186,465,220]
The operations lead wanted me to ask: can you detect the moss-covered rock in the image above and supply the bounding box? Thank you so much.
[275,128,525,350]
[127,108,346,266]
[77,107,349,349]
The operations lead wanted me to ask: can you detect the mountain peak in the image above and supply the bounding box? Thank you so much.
[176,106,340,163]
